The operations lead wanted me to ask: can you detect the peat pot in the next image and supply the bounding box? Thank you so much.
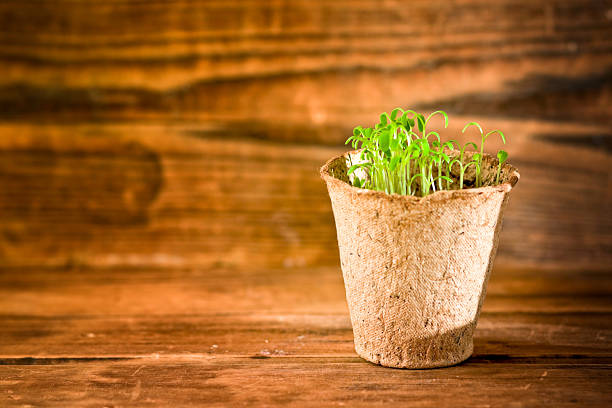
[320,150,520,368]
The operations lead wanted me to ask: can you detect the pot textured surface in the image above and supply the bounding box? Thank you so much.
[321,151,520,368]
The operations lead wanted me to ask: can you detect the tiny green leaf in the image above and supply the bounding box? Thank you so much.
[427,110,449,128]
[391,108,402,121]
[463,142,478,151]
[390,135,400,151]
[497,150,508,163]
[389,156,400,171]
[435,175,453,184]
[462,121,483,135]
[486,130,506,144]
[427,131,441,143]
[446,140,459,150]
[378,130,390,151]
[416,114,425,133]
[380,113,388,126]
[347,164,361,175]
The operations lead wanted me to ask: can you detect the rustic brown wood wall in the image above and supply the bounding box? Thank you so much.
[0,0,610,272]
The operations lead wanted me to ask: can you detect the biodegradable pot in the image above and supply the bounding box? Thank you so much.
[320,150,519,368]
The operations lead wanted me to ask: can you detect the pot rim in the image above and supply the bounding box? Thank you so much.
[320,149,520,204]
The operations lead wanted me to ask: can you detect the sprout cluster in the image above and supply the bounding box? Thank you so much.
[345,108,508,197]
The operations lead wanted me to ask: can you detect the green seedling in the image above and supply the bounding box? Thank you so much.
[345,108,509,197]
[462,122,506,187]
[448,142,480,190]
[496,150,508,184]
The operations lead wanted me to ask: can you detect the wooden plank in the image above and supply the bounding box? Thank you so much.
[1,357,611,407]
[0,356,608,407]
[0,266,610,356]
[1,265,611,316]
[0,0,609,142]
[0,122,610,271]
[2,311,611,358]
[0,0,610,271]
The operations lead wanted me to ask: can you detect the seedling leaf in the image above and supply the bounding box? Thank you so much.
[380,113,388,126]
[379,130,390,151]
[462,121,483,135]
[389,156,400,171]
[416,114,425,133]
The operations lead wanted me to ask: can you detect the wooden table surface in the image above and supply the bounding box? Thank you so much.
[1,264,611,407]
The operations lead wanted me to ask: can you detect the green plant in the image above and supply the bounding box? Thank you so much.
[345,108,509,196]
[447,142,481,190]
[461,122,506,187]
[496,150,508,184]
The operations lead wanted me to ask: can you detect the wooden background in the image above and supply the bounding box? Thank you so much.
[0,0,610,272]
[0,0,611,406]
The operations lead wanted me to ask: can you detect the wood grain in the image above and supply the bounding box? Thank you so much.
[2,358,611,407]
[0,0,610,271]
[0,121,610,271]
[0,0,610,141]
[1,266,611,406]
